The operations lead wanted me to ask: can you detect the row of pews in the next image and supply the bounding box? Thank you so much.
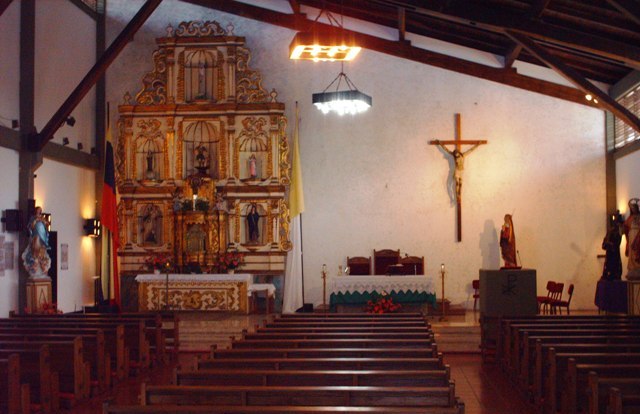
[498,314,640,414]
[0,311,179,414]
[105,312,465,414]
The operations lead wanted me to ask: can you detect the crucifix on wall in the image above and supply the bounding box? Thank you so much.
[429,113,488,242]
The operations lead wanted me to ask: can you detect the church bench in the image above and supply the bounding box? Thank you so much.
[534,344,640,412]
[0,346,52,414]
[175,369,451,387]
[211,347,439,359]
[242,332,435,341]
[0,354,28,414]
[587,372,640,414]
[607,387,640,414]
[0,337,87,407]
[256,326,432,334]
[0,330,109,395]
[103,404,464,414]
[0,317,150,379]
[561,363,640,414]
[197,357,445,371]
[265,321,428,328]
[517,333,640,389]
[230,338,435,349]
[539,353,640,414]
[140,384,457,408]
[278,312,425,318]
[272,316,427,322]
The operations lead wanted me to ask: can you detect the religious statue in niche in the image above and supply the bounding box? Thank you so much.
[196,61,206,99]
[246,204,261,244]
[499,214,520,269]
[21,206,51,279]
[601,212,623,280]
[623,198,640,280]
[248,154,258,179]
[140,204,162,246]
[194,144,210,173]
[145,149,156,180]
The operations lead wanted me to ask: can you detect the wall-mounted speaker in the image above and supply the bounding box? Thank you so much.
[1,210,23,232]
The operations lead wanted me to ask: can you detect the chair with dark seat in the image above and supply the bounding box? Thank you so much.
[472,279,480,312]
[373,249,400,275]
[399,256,425,275]
[537,281,555,314]
[551,283,574,314]
[346,256,371,275]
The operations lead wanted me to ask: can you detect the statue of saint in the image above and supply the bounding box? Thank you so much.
[601,214,622,280]
[197,61,206,99]
[145,149,155,180]
[195,145,209,172]
[142,206,160,245]
[21,206,52,279]
[623,198,640,280]
[433,140,480,201]
[249,154,257,178]
[247,204,260,243]
[499,214,519,269]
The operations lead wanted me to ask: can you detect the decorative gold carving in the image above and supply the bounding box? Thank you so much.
[279,199,292,251]
[235,202,241,243]
[117,200,126,247]
[233,130,240,178]
[236,47,268,103]
[278,116,291,185]
[135,49,168,106]
[267,203,274,244]
[134,119,164,180]
[174,20,225,37]
[267,130,273,178]
[238,117,268,152]
[138,279,248,312]
[216,50,225,101]
[116,117,131,185]
[177,121,184,180]
[177,51,185,102]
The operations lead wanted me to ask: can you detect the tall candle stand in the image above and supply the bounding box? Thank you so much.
[439,263,447,322]
[320,264,328,313]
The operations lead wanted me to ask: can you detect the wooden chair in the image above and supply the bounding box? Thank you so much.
[346,256,371,275]
[399,256,424,275]
[551,283,573,314]
[549,282,564,314]
[537,281,555,314]
[373,249,400,275]
[472,280,480,312]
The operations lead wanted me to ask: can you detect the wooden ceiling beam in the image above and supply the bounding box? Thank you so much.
[67,0,99,20]
[289,0,301,15]
[506,30,640,135]
[30,0,162,152]
[0,0,13,18]
[365,0,640,69]
[503,0,549,69]
[398,7,406,41]
[604,0,640,26]
[180,0,596,106]
[530,0,552,18]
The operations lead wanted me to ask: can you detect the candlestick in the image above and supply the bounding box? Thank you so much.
[439,263,447,321]
[321,264,328,313]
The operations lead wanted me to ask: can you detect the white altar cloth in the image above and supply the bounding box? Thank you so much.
[330,275,434,295]
[135,273,275,297]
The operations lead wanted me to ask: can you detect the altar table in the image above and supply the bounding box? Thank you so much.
[135,273,275,313]
[329,275,436,308]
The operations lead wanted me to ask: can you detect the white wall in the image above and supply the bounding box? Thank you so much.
[0,149,20,317]
[106,0,606,310]
[35,160,97,312]
[616,149,640,275]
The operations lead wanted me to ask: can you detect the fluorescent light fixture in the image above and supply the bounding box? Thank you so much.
[289,31,361,62]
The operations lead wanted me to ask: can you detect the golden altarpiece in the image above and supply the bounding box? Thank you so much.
[115,21,292,310]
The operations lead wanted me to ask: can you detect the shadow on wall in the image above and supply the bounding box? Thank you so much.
[479,219,500,269]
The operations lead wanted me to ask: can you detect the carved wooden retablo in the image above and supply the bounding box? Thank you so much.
[116,21,291,279]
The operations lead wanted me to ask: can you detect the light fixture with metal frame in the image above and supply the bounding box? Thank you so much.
[312,64,372,115]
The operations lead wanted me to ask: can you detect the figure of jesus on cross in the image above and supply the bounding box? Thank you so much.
[429,114,488,242]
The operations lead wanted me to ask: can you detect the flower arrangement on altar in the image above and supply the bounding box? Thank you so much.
[144,253,174,272]
[366,291,401,314]
[215,251,245,272]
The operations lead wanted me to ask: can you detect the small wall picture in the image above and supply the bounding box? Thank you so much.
[4,241,14,270]
[61,243,69,270]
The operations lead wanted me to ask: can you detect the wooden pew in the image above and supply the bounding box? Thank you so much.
[198,357,445,371]
[211,347,439,360]
[278,313,425,318]
[587,372,640,414]
[607,387,640,414]
[0,337,86,407]
[256,326,432,334]
[140,384,457,408]
[231,338,434,349]
[0,346,51,414]
[243,332,434,340]
[265,321,428,328]
[176,369,450,387]
[0,353,27,414]
[104,404,465,414]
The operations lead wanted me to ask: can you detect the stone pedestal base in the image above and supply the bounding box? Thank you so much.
[26,278,52,314]
[628,281,640,315]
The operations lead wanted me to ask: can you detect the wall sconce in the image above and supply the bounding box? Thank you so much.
[65,116,76,127]
[62,137,70,146]
[1,209,23,232]
[83,218,101,237]
[42,213,52,232]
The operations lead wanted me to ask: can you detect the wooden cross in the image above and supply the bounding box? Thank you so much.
[429,113,488,242]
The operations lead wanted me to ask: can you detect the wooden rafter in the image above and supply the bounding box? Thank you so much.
[30,0,162,152]
[503,0,550,68]
[0,0,13,18]
[67,0,99,20]
[529,0,552,19]
[398,7,406,42]
[179,0,596,107]
[506,31,640,135]
[365,0,640,69]
[604,0,640,26]
[289,0,301,15]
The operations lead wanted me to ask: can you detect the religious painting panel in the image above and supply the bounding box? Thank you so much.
[138,203,164,247]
